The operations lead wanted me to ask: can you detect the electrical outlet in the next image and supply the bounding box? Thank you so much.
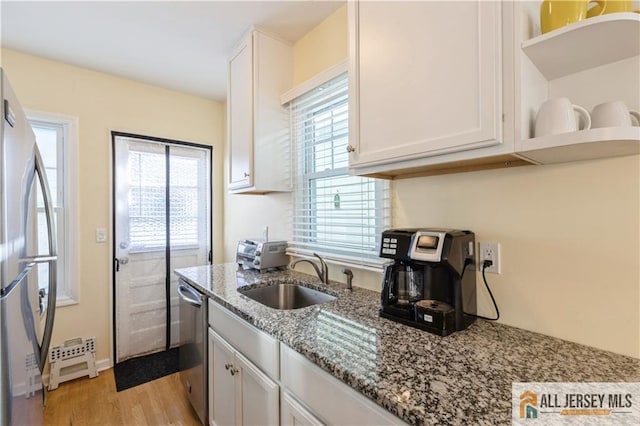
[478,242,501,274]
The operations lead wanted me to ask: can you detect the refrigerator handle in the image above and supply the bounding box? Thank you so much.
[34,147,58,371]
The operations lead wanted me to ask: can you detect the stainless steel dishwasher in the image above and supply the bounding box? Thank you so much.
[178,279,207,425]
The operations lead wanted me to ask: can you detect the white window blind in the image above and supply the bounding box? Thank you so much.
[128,146,167,249]
[29,113,79,306]
[124,140,210,251]
[289,72,391,269]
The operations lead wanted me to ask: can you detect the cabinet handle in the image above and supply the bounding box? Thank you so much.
[243,172,250,178]
[225,363,232,370]
[346,145,355,153]
[230,367,239,376]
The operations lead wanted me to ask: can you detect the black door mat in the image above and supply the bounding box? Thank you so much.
[114,347,179,392]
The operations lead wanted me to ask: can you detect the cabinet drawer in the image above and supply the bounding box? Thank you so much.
[280,344,404,425]
[208,299,279,379]
[282,391,324,426]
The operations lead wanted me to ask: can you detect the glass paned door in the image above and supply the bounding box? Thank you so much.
[113,135,211,362]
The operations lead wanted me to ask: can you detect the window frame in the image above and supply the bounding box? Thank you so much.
[288,69,390,269]
[302,97,350,247]
[27,110,79,306]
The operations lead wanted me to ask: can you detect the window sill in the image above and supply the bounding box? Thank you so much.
[287,249,388,273]
[56,295,79,307]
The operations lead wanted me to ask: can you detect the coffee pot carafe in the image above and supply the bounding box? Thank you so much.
[387,264,423,304]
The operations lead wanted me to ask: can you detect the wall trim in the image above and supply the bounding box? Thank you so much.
[280,59,348,105]
[25,108,80,306]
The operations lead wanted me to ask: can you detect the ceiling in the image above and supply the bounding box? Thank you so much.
[1,1,344,101]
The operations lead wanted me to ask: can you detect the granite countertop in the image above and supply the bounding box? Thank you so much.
[174,263,640,425]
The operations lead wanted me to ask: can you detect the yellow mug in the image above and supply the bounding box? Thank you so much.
[587,0,633,17]
[540,1,596,34]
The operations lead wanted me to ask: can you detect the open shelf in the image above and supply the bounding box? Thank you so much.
[522,12,640,80]
[516,127,640,164]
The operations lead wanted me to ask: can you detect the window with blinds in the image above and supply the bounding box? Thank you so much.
[30,120,69,298]
[125,141,209,251]
[29,112,81,305]
[289,72,390,268]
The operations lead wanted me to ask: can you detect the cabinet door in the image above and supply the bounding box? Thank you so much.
[228,34,253,190]
[235,351,279,426]
[210,329,238,426]
[349,0,502,168]
[282,391,324,426]
[208,329,213,426]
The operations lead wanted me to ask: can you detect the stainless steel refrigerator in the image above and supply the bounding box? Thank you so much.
[0,68,58,425]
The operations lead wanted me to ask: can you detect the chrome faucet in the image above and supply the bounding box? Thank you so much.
[342,268,353,291]
[290,253,329,284]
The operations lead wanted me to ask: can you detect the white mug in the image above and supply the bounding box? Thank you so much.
[591,101,640,128]
[534,98,591,137]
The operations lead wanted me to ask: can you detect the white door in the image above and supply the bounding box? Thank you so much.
[114,135,211,362]
[228,34,254,190]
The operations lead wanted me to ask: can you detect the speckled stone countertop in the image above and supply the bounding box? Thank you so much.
[174,263,639,425]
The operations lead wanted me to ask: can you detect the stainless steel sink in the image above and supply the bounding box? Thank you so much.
[239,284,336,310]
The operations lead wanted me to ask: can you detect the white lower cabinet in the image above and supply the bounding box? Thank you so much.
[280,345,404,425]
[207,299,404,425]
[281,391,324,426]
[208,328,279,426]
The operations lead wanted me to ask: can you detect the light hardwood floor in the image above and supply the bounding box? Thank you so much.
[44,369,201,426]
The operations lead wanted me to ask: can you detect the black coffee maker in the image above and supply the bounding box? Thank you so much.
[379,228,477,336]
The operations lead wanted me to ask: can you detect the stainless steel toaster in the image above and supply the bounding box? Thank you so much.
[236,239,289,272]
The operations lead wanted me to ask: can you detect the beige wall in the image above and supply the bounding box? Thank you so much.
[394,158,639,358]
[224,6,639,358]
[292,4,348,86]
[1,49,225,365]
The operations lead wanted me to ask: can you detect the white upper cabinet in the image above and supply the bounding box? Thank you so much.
[348,0,519,177]
[227,28,293,193]
[347,0,639,177]
[515,3,640,164]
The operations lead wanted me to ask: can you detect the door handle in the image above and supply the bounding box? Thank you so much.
[114,257,129,272]
[34,146,58,373]
[39,288,47,317]
[177,284,203,308]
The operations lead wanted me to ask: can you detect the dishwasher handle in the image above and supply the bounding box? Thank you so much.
[178,283,203,308]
